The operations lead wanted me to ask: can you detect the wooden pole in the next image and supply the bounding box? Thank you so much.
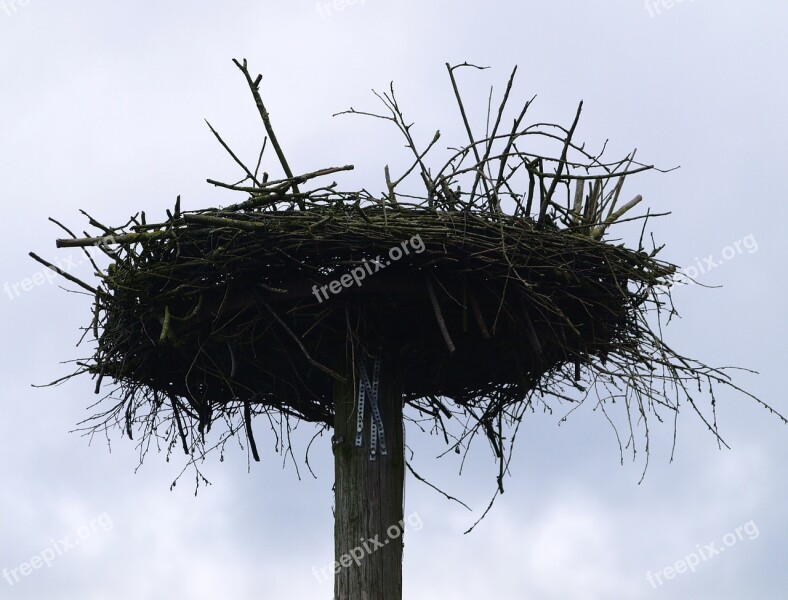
[333,349,405,600]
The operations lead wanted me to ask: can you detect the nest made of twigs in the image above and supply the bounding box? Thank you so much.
[60,200,672,435]
[35,60,784,483]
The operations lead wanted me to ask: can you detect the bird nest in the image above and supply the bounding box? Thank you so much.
[36,60,782,481]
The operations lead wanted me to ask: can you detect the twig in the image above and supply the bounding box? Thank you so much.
[244,400,260,461]
[205,119,261,187]
[384,165,399,207]
[591,195,644,239]
[209,165,354,197]
[446,62,495,210]
[481,66,517,211]
[260,298,346,382]
[232,58,302,206]
[425,273,455,353]
[29,252,97,294]
[406,461,471,510]
[540,101,583,224]
[467,287,491,339]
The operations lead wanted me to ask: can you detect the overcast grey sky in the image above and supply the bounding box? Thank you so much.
[2,1,787,599]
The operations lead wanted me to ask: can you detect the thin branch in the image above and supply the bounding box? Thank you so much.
[425,273,456,353]
[232,58,302,205]
[540,101,583,224]
[406,461,471,510]
[446,62,495,210]
[29,252,97,294]
[205,119,261,187]
[260,298,346,382]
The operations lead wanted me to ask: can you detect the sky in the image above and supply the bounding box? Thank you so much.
[2,1,787,599]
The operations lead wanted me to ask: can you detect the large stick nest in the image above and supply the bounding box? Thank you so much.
[62,203,670,427]
[36,60,784,486]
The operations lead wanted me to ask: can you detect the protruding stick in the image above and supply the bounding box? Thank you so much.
[232,58,302,207]
[425,274,456,353]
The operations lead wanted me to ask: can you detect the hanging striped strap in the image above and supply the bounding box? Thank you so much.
[357,355,387,460]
